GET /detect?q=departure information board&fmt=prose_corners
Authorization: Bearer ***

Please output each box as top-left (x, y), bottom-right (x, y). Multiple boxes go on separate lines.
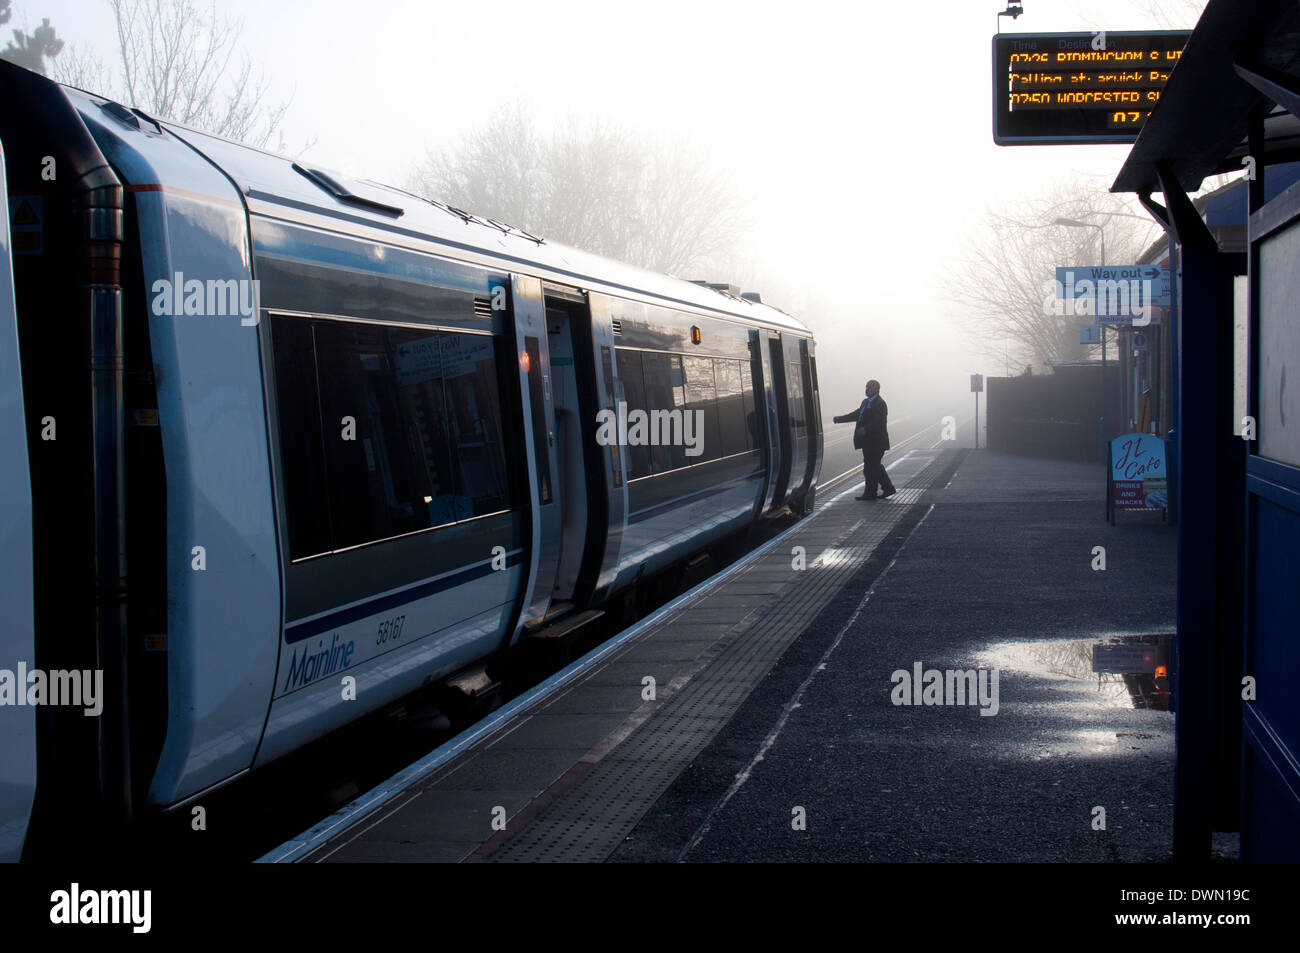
top-left (993, 31), bottom-right (1191, 145)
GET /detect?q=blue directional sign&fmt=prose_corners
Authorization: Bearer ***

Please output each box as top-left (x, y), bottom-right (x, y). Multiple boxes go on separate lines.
top-left (1056, 264), bottom-right (1169, 305)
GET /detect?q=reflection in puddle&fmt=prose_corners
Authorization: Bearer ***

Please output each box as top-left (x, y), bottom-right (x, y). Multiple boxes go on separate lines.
top-left (976, 633), bottom-right (1173, 711)
top-left (966, 635), bottom-right (1175, 762)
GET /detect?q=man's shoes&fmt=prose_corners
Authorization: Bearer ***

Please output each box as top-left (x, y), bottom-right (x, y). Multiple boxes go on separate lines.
top-left (881, 488), bottom-right (896, 498)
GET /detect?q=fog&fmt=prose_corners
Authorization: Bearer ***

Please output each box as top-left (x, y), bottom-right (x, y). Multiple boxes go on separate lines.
top-left (30, 0), bottom-right (1204, 443)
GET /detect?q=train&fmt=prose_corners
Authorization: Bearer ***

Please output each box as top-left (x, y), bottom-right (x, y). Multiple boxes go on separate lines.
top-left (0, 60), bottom-right (823, 859)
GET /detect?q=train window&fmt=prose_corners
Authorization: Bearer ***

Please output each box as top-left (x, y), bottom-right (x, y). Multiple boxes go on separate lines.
top-left (741, 361), bottom-right (758, 451)
top-left (600, 347), bottom-right (624, 488)
top-left (270, 316), bottom-right (333, 559)
top-left (714, 359), bottom-right (748, 457)
top-left (524, 336), bottom-right (552, 504)
top-left (683, 357), bottom-right (721, 462)
top-left (668, 355), bottom-right (688, 469)
top-left (615, 348), bottom-right (651, 479)
top-left (642, 352), bottom-right (687, 472)
top-left (389, 332), bottom-right (459, 527)
top-left (272, 314), bottom-right (516, 560)
top-left (807, 353), bottom-right (821, 434)
top-left (786, 361), bottom-right (805, 435)
top-left (440, 332), bottom-right (510, 515)
top-left (313, 321), bottom-right (454, 550)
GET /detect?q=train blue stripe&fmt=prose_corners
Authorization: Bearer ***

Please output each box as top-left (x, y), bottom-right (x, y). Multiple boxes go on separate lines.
top-left (284, 549), bottom-right (525, 643)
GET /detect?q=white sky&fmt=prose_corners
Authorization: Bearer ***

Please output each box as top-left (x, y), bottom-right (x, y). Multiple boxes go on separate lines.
top-left (24, 0), bottom-right (1204, 418)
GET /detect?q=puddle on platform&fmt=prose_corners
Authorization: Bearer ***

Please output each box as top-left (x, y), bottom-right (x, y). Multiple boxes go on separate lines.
top-left (976, 633), bottom-right (1173, 712)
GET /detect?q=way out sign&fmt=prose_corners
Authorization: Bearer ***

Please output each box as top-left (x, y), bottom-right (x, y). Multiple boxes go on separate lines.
top-left (1108, 432), bottom-right (1167, 523)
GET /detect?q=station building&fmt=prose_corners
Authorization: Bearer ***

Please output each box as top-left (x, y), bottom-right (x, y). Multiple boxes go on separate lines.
top-left (1110, 0), bottom-right (1300, 861)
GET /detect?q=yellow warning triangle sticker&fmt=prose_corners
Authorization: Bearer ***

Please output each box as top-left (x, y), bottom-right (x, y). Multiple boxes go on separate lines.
top-left (12, 198), bottom-right (40, 226)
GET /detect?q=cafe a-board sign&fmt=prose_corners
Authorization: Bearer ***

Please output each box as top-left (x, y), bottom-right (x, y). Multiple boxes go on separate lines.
top-left (1108, 432), bottom-right (1167, 523)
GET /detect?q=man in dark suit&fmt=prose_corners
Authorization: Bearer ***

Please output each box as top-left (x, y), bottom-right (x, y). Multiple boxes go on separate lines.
top-left (833, 379), bottom-right (895, 501)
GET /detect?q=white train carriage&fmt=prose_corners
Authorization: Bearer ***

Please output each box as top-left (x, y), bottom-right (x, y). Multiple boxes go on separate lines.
top-left (0, 60), bottom-right (822, 856)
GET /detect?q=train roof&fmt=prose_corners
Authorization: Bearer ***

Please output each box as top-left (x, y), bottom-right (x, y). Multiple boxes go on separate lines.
top-left (61, 84), bottom-right (810, 337)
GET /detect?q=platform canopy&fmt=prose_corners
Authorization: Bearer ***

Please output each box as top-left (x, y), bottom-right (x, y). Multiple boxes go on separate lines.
top-left (1112, 0), bottom-right (1300, 195)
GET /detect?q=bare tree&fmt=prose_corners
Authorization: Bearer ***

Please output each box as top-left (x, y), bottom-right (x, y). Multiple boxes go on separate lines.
top-left (0, 0), bottom-right (63, 74)
top-left (1130, 0), bottom-right (1207, 30)
top-left (946, 179), bottom-right (1164, 373)
top-left (629, 135), bottom-right (752, 276)
top-left (43, 40), bottom-right (104, 89)
top-left (410, 103), bottom-right (752, 276)
top-left (47, 0), bottom-right (290, 150)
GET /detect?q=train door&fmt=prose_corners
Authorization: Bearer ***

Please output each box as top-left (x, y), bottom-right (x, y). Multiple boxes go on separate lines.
top-left (541, 284), bottom-right (593, 607)
top-left (766, 332), bottom-right (793, 510)
top-left (782, 337), bottom-right (810, 505)
top-left (795, 338), bottom-right (823, 511)
top-left (0, 146), bottom-right (36, 861)
top-left (752, 329), bottom-right (779, 513)
top-left (585, 293), bottom-right (629, 605)
top-left (809, 343), bottom-right (825, 486)
top-left (507, 275), bottom-right (562, 638)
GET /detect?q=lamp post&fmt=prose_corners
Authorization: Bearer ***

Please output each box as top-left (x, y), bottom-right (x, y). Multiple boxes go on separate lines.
top-left (1054, 217), bottom-right (1109, 462)
top-left (996, 2), bottom-right (1024, 34)
top-left (1054, 216), bottom-right (1105, 267)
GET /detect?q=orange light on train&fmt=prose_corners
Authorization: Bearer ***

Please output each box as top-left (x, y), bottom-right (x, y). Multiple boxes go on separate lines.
top-left (690, 325), bottom-right (701, 345)
top-left (520, 350), bottom-right (531, 373)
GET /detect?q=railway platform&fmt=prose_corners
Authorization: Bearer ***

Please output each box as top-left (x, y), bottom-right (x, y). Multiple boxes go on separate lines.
top-left (263, 447), bottom-right (1180, 863)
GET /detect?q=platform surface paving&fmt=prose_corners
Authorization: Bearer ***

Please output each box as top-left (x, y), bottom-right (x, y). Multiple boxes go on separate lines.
top-left (300, 448), bottom-right (954, 861)
top-left (300, 449), bottom-right (1177, 862)
top-left (614, 450), bottom-right (1178, 862)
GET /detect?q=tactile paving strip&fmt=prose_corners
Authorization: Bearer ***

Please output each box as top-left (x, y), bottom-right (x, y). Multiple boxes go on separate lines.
top-left (479, 455), bottom-right (954, 861)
